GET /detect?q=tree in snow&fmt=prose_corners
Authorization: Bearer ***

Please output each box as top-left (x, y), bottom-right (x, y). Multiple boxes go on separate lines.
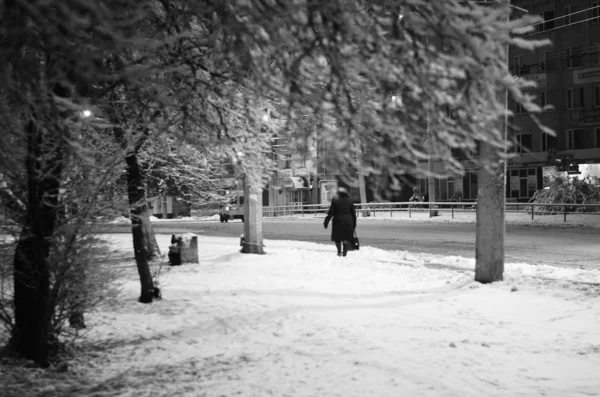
top-left (0, 0), bottom-right (161, 365)
top-left (531, 175), bottom-right (600, 213)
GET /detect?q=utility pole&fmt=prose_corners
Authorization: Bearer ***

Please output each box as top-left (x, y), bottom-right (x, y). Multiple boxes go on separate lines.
top-left (242, 174), bottom-right (264, 254)
top-left (356, 140), bottom-right (369, 216)
top-left (474, 0), bottom-right (510, 283)
top-left (426, 99), bottom-right (436, 217)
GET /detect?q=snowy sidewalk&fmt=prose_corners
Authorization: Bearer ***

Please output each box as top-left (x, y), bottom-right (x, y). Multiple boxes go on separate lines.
top-left (10, 234), bottom-right (600, 397)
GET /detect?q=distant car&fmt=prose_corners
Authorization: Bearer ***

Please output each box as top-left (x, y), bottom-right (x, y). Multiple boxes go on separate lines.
top-left (219, 204), bottom-right (244, 223)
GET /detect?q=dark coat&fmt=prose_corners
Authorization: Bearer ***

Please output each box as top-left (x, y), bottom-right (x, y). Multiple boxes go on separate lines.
top-left (324, 192), bottom-right (357, 242)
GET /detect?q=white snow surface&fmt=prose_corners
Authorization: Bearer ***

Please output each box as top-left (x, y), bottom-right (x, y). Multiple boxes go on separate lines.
top-left (52, 234), bottom-right (598, 397)
top-left (4, 235), bottom-right (599, 396)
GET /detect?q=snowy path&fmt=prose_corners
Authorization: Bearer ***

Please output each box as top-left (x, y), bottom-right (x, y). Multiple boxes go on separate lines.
top-left (4, 235), bottom-right (599, 397)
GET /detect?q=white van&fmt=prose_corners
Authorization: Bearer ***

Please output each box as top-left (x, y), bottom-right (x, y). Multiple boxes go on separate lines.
top-left (219, 190), bottom-right (244, 222)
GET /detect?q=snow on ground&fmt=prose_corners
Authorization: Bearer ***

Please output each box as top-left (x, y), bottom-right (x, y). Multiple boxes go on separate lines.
top-left (150, 214), bottom-right (222, 222)
top-left (2, 235), bottom-right (600, 397)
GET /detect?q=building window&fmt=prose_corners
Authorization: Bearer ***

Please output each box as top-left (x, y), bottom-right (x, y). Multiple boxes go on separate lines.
top-left (564, 6), bottom-right (572, 25)
top-left (566, 87), bottom-right (585, 109)
top-left (564, 47), bottom-right (583, 68)
top-left (595, 85), bottom-right (600, 107)
top-left (565, 47), bottom-right (573, 68)
top-left (515, 101), bottom-right (525, 114)
top-left (512, 54), bottom-right (522, 75)
top-left (592, 2), bottom-right (600, 24)
top-left (539, 91), bottom-right (547, 109)
top-left (515, 133), bottom-right (532, 153)
top-left (538, 10), bottom-right (555, 32)
top-left (509, 168), bottom-right (538, 199)
top-left (566, 88), bottom-right (573, 109)
top-left (223, 163), bottom-right (235, 175)
top-left (538, 51), bottom-right (547, 71)
top-left (434, 178), bottom-right (456, 201)
top-left (577, 87), bottom-right (585, 108)
top-left (567, 129), bottom-right (586, 150)
top-left (542, 132), bottom-right (557, 151)
top-left (462, 172), bottom-right (478, 200)
top-left (593, 43), bottom-right (600, 65)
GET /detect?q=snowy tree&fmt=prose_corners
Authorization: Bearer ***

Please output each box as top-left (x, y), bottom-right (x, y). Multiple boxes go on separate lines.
top-left (161, 0), bottom-right (548, 268)
top-left (0, 0), bottom-right (160, 365)
top-left (531, 176), bottom-right (600, 213)
top-left (0, 0), bottom-right (550, 364)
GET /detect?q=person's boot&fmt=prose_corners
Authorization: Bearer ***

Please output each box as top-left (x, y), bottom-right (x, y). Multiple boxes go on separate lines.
top-left (335, 241), bottom-right (342, 256)
top-left (342, 243), bottom-right (348, 257)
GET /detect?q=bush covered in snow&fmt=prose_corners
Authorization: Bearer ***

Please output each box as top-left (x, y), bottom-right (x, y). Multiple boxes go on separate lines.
top-left (531, 176), bottom-right (600, 213)
top-left (0, 226), bottom-right (121, 358)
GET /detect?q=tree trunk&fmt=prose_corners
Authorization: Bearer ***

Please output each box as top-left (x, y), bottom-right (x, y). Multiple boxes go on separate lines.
top-left (13, 235), bottom-right (50, 367)
top-left (143, 191), bottom-right (160, 259)
top-left (114, 127), bottom-right (155, 303)
top-left (13, 119), bottom-right (63, 367)
top-left (142, 213), bottom-right (161, 259)
top-left (475, 141), bottom-right (505, 283)
top-left (475, 10), bottom-right (508, 284)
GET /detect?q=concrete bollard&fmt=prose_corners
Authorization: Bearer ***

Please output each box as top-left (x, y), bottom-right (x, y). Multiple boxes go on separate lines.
top-left (169, 233), bottom-right (199, 265)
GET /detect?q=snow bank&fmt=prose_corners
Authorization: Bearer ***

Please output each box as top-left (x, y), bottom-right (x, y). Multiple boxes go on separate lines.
top-left (109, 216), bottom-right (130, 225)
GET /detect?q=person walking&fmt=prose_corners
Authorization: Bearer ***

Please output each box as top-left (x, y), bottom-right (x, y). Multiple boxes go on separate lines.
top-left (323, 186), bottom-right (357, 257)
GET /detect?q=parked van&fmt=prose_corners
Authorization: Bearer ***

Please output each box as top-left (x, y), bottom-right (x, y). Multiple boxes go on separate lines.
top-left (219, 190), bottom-right (244, 222)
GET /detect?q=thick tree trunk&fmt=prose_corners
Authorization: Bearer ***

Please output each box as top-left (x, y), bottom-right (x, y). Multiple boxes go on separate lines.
top-left (114, 127), bottom-right (155, 303)
top-left (142, 213), bottom-right (161, 259)
top-left (13, 235), bottom-right (50, 367)
top-left (475, 142), bottom-right (505, 283)
top-left (13, 119), bottom-right (63, 367)
top-left (143, 191), bottom-right (160, 259)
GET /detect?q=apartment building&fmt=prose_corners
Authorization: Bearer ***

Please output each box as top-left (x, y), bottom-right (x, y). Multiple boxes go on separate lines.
top-left (505, 0), bottom-right (600, 200)
top-left (415, 0), bottom-right (600, 202)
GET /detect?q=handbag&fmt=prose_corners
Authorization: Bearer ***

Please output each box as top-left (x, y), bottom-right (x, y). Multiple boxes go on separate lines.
top-left (350, 230), bottom-right (359, 251)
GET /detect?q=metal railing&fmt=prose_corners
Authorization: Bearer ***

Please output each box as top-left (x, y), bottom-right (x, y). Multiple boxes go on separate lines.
top-left (262, 201), bottom-right (600, 223)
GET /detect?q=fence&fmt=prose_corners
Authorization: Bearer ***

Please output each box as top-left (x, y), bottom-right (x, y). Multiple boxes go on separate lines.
top-left (262, 201), bottom-right (600, 223)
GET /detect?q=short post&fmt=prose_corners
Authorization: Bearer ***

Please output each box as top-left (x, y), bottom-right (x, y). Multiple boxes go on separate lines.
top-left (564, 205), bottom-right (567, 222)
top-left (531, 204), bottom-right (534, 220)
top-left (169, 233), bottom-right (199, 265)
top-left (409, 204), bottom-right (412, 218)
top-left (390, 204), bottom-right (392, 218)
top-left (451, 204), bottom-right (454, 219)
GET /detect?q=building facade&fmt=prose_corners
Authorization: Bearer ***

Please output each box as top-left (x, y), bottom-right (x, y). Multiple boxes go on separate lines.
top-left (507, 0), bottom-right (600, 199)
top-left (416, 0), bottom-right (600, 202)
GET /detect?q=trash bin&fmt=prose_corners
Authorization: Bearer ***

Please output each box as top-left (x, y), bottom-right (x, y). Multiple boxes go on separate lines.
top-left (168, 233), bottom-right (199, 265)
top-left (168, 237), bottom-right (181, 266)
